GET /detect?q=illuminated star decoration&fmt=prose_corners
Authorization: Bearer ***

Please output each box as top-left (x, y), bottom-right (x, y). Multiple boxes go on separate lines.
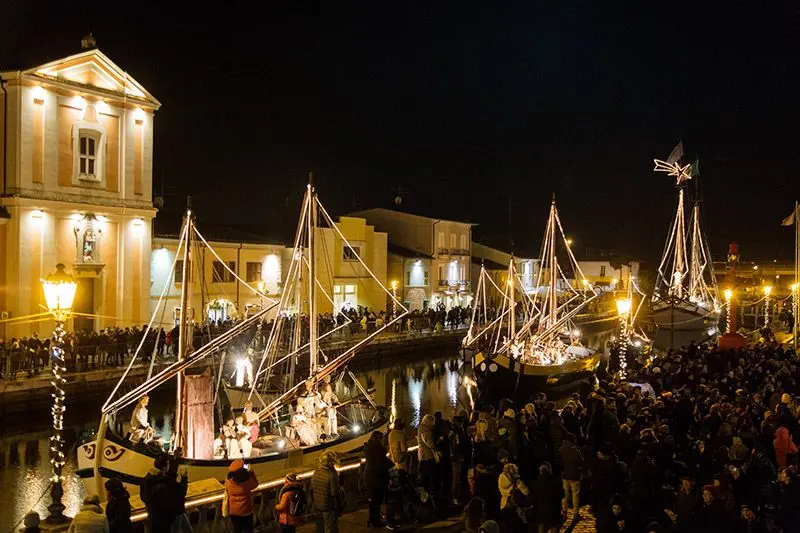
top-left (653, 159), bottom-right (693, 185)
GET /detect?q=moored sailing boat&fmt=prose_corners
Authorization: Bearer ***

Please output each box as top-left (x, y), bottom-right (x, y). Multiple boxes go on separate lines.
top-left (651, 147), bottom-right (720, 350)
top-left (77, 182), bottom-right (406, 500)
top-left (464, 197), bottom-right (601, 400)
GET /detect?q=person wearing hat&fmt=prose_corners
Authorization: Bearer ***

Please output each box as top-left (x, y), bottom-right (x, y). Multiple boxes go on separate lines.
top-left (225, 459), bottom-right (259, 533)
top-left (312, 451), bottom-right (341, 533)
top-left (67, 495), bottom-right (108, 532)
top-left (275, 473), bottom-right (305, 533)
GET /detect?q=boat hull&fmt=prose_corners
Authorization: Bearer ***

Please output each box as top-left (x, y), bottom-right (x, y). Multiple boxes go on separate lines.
top-left (472, 351), bottom-right (600, 402)
top-left (651, 297), bottom-right (719, 351)
top-left (77, 409), bottom-right (389, 500)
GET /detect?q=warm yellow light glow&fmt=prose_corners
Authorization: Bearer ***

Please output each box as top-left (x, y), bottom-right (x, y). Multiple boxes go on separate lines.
top-left (96, 100), bottom-right (111, 114)
top-left (132, 218), bottom-right (145, 237)
top-left (792, 283), bottom-right (799, 291)
top-left (507, 279), bottom-right (513, 287)
top-left (96, 215), bottom-right (108, 223)
top-left (391, 280), bottom-right (398, 290)
top-left (71, 95), bottom-right (86, 111)
top-left (582, 279), bottom-right (589, 286)
top-left (565, 238), bottom-right (573, 246)
top-left (41, 264), bottom-right (77, 320)
top-left (764, 286), bottom-right (772, 296)
top-left (753, 265), bottom-right (758, 270)
top-left (257, 280), bottom-right (265, 292)
top-left (724, 288), bottom-right (733, 301)
top-left (616, 298), bottom-right (632, 316)
top-left (133, 108), bottom-right (145, 122)
top-left (612, 278), bottom-right (618, 285)
top-left (32, 85), bottom-right (46, 101)
top-left (30, 209), bottom-right (44, 226)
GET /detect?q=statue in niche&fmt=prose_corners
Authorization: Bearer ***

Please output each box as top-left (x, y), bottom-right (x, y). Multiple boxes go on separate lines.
top-left (83, 228), bottom-right (98, 262)
top-left (74, 214), bottom-right (103, 265)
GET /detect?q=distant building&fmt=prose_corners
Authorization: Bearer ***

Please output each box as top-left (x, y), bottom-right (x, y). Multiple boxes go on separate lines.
top-left (314, 216), bottom-right (388, 315)
top-left (471, 242), bottom-right (537, 300)
top-left (387, 243), bottom-right (432, 311)
top-left (350, 208), bottom-right (474, 309)
top-left (578, 260), bottom-right (640, 292)
top-left (0, 43), bottom-right (159, 337)
top-left (150, 228), bottom-right (284, 328)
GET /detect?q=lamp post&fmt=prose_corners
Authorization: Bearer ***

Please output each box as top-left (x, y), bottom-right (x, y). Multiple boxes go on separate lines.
top-left (390, 280), bottom-right (398, 321)
top-left (724, 288), bottom-right (733, 333)
top-left (615, 298), bottom-right (632, 380)
top-left (40, 263), bottom-right (77, 525)
top-left (764, 285), bottom-right (772, 328)
top-left (792, 283), bottom-right (798, 350)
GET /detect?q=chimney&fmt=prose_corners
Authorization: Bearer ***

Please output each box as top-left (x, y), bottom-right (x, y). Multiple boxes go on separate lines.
top-left (81, 33), bottom-right (97, 50)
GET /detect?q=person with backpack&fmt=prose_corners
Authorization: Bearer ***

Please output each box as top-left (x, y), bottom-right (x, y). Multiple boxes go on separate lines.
top-left (275, 472), bottom-right (306, 533)
top-left (224, 459), bottom-right (259, 533)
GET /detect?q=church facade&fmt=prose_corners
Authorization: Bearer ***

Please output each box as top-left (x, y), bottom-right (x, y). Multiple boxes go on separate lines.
top-left (0, 45), bottom-right (159, 337)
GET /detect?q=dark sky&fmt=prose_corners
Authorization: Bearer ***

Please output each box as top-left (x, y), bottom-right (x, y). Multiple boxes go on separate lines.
top-left (2, 1), bottom-right (798, 261)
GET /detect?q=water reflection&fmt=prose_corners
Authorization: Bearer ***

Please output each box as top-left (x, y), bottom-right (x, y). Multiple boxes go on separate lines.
top-left (0, 353), bottom-right (465, 530)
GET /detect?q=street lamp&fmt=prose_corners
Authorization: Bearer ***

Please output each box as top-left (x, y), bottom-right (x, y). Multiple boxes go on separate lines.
top-left (40, 263), bottom-right (77, 525)
top-left (724, 288), bottom-right (733, 333)
top-left (764, 285), bottom-right (772, 327)
top-left (615, 298), bottom-right (632, 380)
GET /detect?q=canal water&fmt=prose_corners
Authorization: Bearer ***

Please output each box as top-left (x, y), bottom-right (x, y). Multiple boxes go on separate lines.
top-left (0, 349), bottom-right (471, 531)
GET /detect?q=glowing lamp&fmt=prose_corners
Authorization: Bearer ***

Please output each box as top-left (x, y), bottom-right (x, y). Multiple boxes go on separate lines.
top-left (31, 209), bottom-right (44, 225)
top-left (352, 423), bottom-right (362, 433)
top-left (616, 298), bottom-right (632, 316)
top-left (42, 264), bottom-right (77, 322)
top-left (257, 280), bottom-right (266, 293)
top-left (764, 286), bottom-right (772, 296)
top-left (132, 218), bottom-right (145, 237)
top-left (565, 238), bottom-right (573, 246)
top-left (792, 283), bottom-right (798, 291)
top-left (753, 265), bottom-right (758, 270)
top-left (724, 289), bottom-right (733, 301)
top-left (391, 280), bottom-right (398, 290)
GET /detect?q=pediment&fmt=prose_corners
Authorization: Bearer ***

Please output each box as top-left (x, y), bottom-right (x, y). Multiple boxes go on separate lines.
top-left (22, 50), bottom-right (159, 108)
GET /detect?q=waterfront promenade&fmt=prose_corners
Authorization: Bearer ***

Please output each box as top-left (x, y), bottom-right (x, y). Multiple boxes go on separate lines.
top-left (0, 327), bottom-right (466, 415)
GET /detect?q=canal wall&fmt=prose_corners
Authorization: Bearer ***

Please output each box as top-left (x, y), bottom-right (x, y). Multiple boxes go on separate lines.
top-left (0, 330), bottom-right (465, 417)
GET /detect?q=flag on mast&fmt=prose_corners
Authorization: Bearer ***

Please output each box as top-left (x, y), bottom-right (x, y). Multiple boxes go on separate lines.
top-left (666, 141), bottom-right (684, 164)
top-left (781, 205), bottom-right (797, 226)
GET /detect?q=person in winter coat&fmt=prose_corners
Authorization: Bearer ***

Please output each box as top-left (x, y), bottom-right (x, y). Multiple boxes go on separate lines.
top-left (364, 431), bottom-right (392, 527)
top-left (417, 414), bottom-right (438, 491)
top-left (225, 459), bottom-right (259, 533)
top-left (695, 485), bottom-right (730, 532)
top-left (773, 426), bottom-right (797, 469)
top-left (139, 453), bottom-right (188, 532)
top-left (735, 504), bottom-right (766, 533)
top-left (312, 451), bottom-right (341, 533)
top-left (596, 494), bottom-right (629, 533)
top-left (388, 419), bottom-right (408, 468)
top-left (275, 472), bottom-right (305, 533)
top-left (67, 495), bottom-right (109, 533)
top-left (558, 433), bottom-right (584, 518)
top-left (497, 409), bottom-right (518, 458)
top-left (497, 463), bottom-right (529, 533)
top-left (104, 478), bottom-right (132, 533)
top-left (531, 462), bottom-right (562, 533)
top-left (777, 467), bottom-right (800, 532)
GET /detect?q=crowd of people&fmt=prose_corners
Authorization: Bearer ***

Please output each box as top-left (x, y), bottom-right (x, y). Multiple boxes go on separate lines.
top-left (0, 303), bottom-right (473, 380)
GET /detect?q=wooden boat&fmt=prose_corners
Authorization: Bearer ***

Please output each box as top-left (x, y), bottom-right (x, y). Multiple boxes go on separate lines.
top-left (464, 197), bottom-right (601, 401)
top-left (78, 182), bottom-right (406, 499)
top-left (650, 148), bottom-right (720, 351)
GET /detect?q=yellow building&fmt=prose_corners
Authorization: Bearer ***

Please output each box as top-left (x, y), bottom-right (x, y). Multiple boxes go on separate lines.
top-left (150, 233), bottom-right (284, 327)
top-left (0, 41), bottom-right (159, 337)
top-left (315, 216), bottom-right (388, 315)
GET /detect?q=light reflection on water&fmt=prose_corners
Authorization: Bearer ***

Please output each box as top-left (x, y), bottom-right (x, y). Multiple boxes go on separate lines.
top-left (0, 354), bottom-right (466, 530)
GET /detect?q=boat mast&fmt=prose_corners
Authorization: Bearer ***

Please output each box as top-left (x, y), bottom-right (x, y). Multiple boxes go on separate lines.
top-left (689, 202), bottom-right (702, 301)
top-left (307, 176), bottom-right (318, 378)
top-left (508, 259), bottom-right (515, 340)
top-left (671, 188), bottom-right (687, 298)
top-left (548, 197), bottom-right (558, 329)
top-left (174, 204), bottom-right (192, 452)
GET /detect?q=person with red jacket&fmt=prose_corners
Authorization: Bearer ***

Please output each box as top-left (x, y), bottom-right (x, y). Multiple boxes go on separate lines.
top-left (275, 473), bottom-right (305, 533)
top-left (774, 427), bottom-right (798, 469)
top-left (225, 459), bottom-right (259, 533)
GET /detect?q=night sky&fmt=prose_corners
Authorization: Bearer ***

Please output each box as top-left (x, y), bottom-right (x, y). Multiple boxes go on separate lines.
top-left (2, 1), bottom-right (798, 261)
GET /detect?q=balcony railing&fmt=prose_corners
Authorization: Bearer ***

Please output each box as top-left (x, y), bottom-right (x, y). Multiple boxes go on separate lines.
top-left (437, 280), bottom-right (471, 290)
top-left (436, 248), bottom-right (470, 256)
